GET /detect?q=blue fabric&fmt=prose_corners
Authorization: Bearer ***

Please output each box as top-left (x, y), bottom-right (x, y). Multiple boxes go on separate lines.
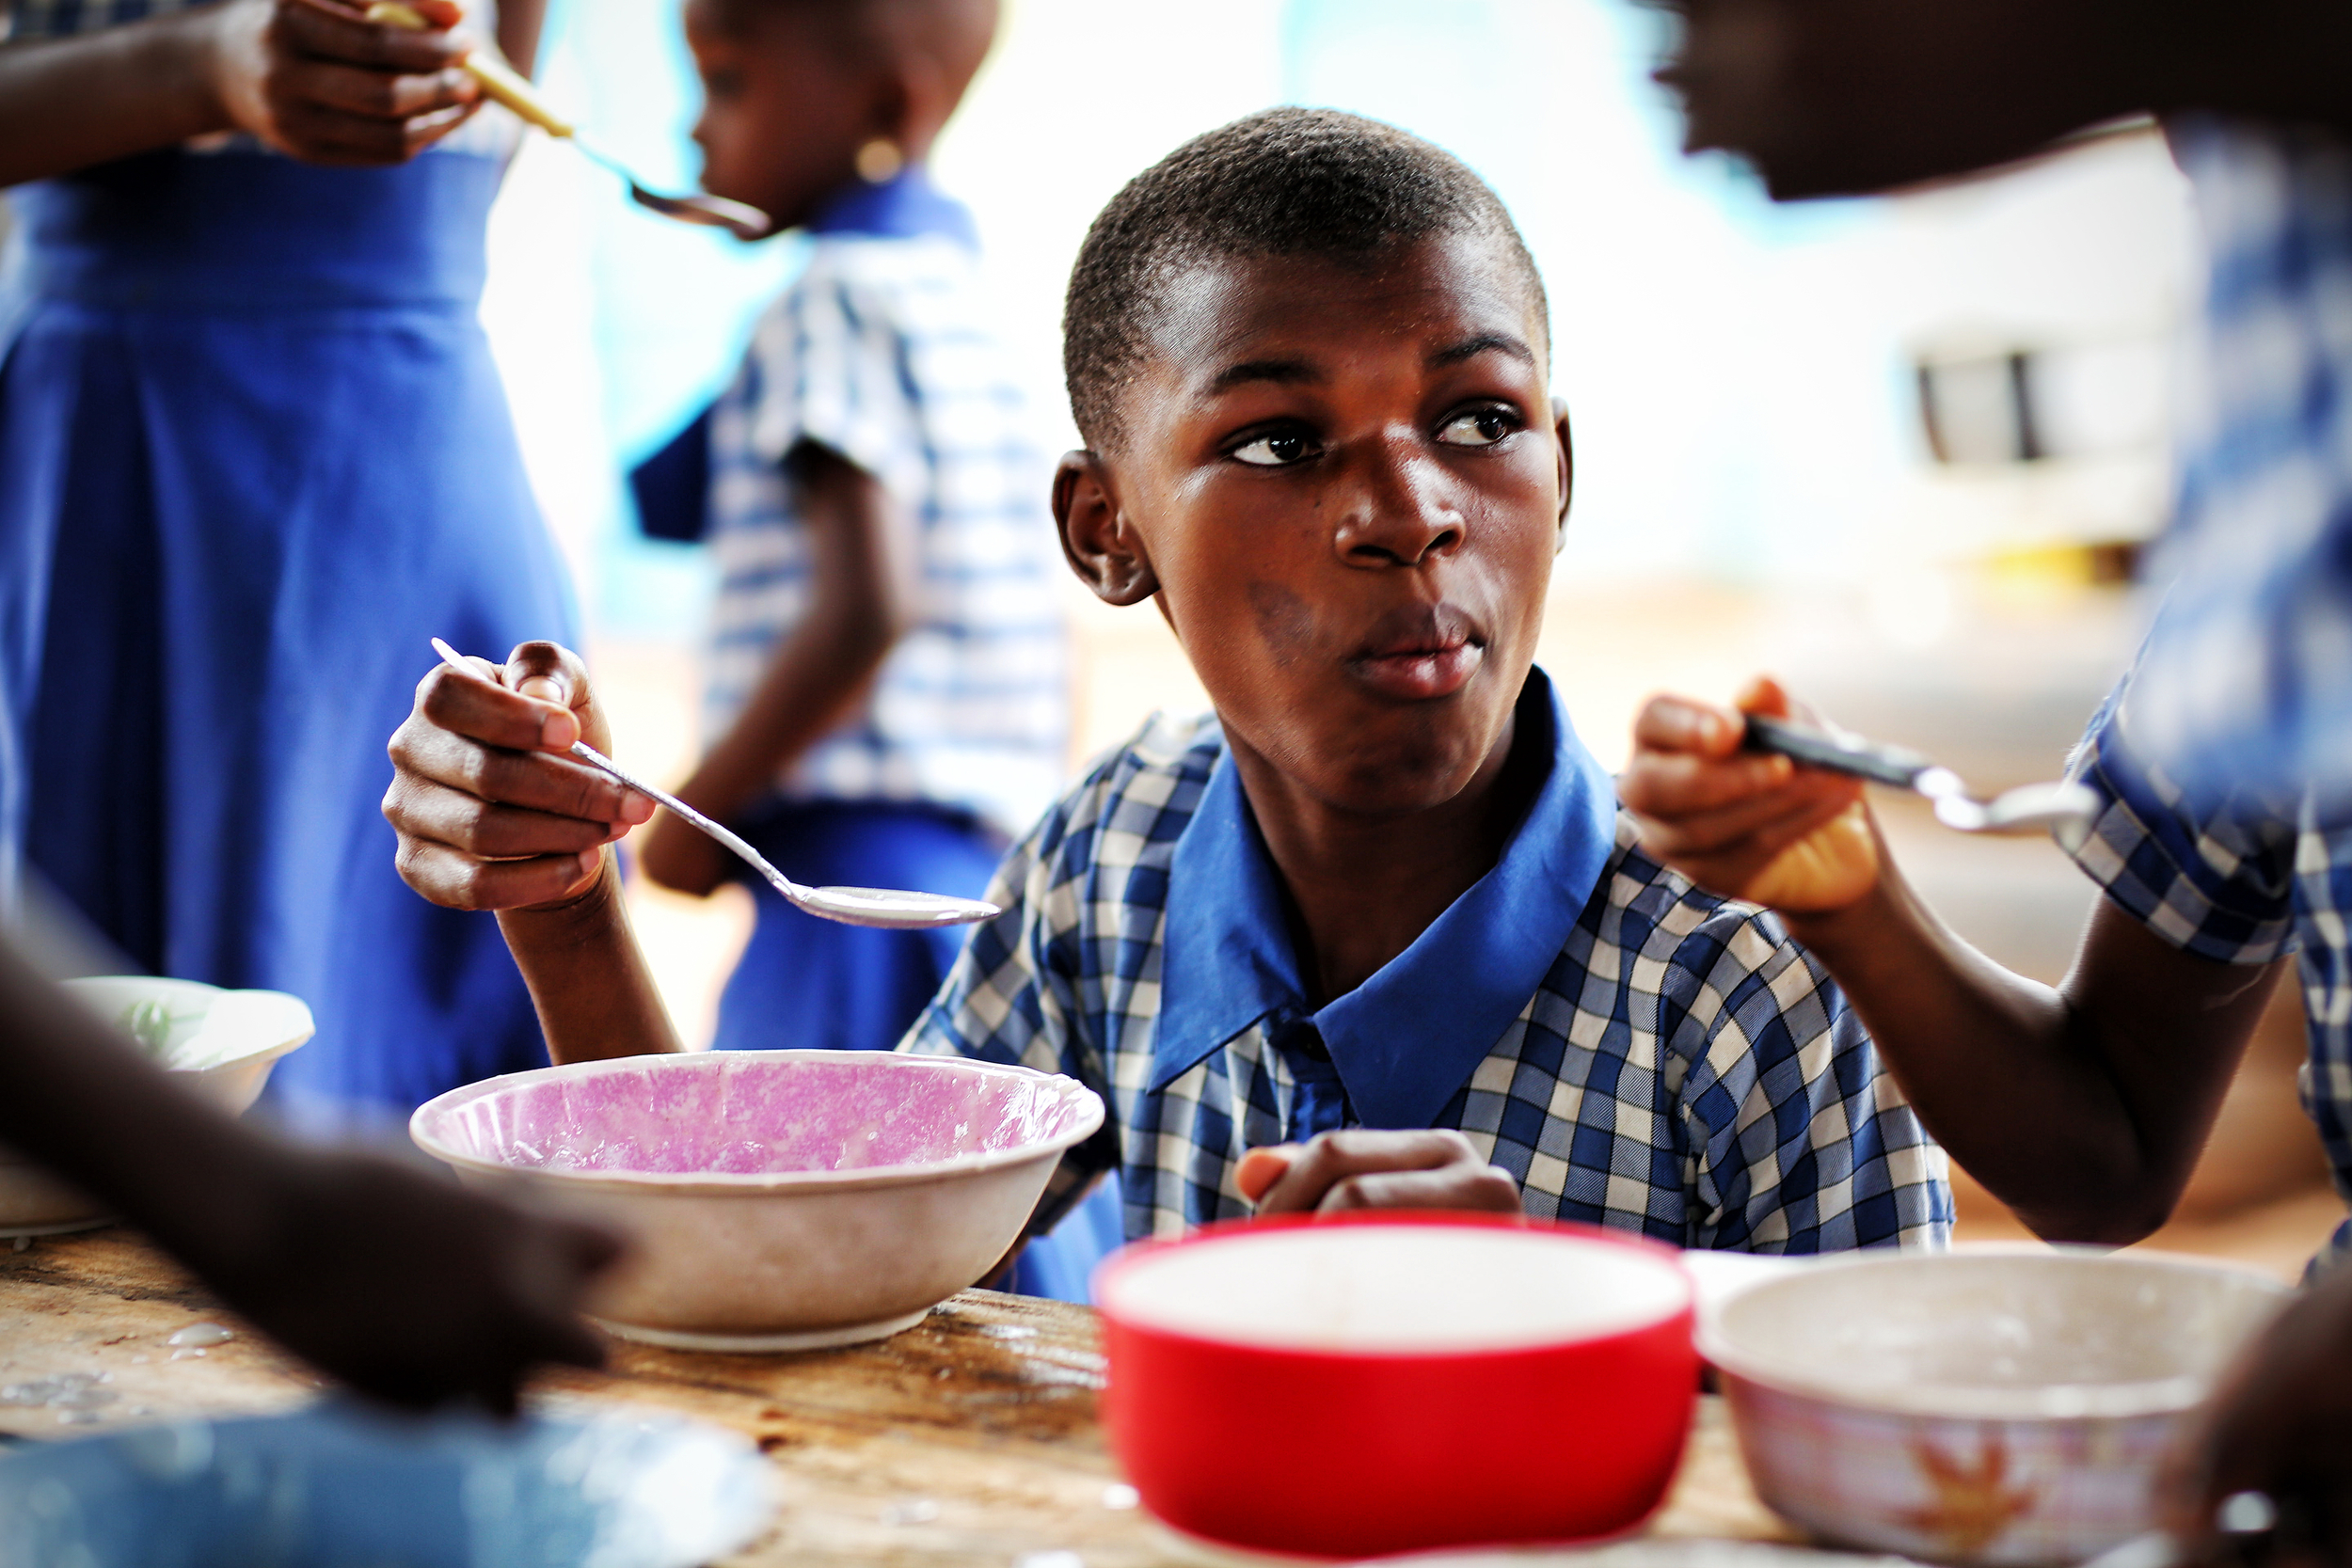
top-left (1156, 672), bottom-right (1620, 1131)
top-left (0, 150), bottom-right (576, 1130)
top-left (630, 405), bottom-right (713, 545)
top-left (804, 166), bottom-right (978, 248)
top-left (2128, 119), bottom-right (2352, 814)
top-left (707, 798), bottom-right (1120, 1302)
top-left (905, 672), bottom-right (1953, 1254)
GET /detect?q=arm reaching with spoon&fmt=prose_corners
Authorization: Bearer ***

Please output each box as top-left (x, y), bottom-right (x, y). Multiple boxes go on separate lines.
top-left (384, 641), bottom-right (684, 1063)
top-left (0, 0), bottom-right (547, 186)
top-left (1620, 675), bottom-right (2283, 1246)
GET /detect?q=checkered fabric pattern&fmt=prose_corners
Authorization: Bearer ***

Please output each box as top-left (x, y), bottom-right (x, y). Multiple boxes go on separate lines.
top-left (2130, 117), bottom-right (2352, 815)
top-left (903, 709), bottom-right (1953, 1253)
top-left (2067, 685), bottom-right (2352, 1271)
top-left (704, 233), bottom-right (1068, 839)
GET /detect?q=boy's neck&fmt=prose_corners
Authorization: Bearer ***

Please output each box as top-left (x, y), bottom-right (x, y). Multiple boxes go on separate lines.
top-left (1226, 709), bottom-right (1539, 1007)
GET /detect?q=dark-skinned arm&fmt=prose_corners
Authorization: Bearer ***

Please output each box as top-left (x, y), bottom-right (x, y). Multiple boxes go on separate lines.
top-left (384, 642), bottom-right (682, 1064)
top-left (1661, 0), bottom-right (2352, 200)
top-left (0, 0), bottom-right (501, 187)
top-left (637, 442), bottom-right (920, 895)
top-left (1620, 677), bottom-right (2278, 1244)
top-left (0, 935), bottom-right (617, 1411)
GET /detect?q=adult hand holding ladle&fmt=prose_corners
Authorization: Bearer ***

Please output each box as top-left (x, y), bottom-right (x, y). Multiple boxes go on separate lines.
top-left (428, 641), bottom-right (999, 930)
top-left (365, 3), bottom-right (772, 239)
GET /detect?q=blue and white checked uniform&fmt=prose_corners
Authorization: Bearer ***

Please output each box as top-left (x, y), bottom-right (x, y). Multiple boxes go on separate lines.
top-left (702, 176), bottom-right (1066, 838)
top-left (904, 670), bottom-right (1953, 1252)
top-left (2129, 118), bottom-right (2352, 812)
top-left (2067, 679), bottom-right (2352, 1272)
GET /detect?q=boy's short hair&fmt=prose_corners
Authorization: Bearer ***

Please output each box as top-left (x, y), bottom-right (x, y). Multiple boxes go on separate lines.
top-left (1063, 107), bottom-right (1549, 451)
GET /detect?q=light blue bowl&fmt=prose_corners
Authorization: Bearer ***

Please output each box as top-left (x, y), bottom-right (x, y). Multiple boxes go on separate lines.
top-left (0, 1401), bottom-right (772, 1568)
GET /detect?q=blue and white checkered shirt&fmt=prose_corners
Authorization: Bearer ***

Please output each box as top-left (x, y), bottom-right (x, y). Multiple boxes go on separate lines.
top-left (701, 173), bottom-right (1067, 838)
top-left (2129, 118), bottom-right (2352, 813)
top-left (904, 669), bottom-right (1953, 1253)
top-left (2067, 678), bottom-right (2352, 1273)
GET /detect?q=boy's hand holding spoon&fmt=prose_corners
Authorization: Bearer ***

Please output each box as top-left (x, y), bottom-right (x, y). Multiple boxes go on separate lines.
top-left (386, 641), bottom-right (649, 913)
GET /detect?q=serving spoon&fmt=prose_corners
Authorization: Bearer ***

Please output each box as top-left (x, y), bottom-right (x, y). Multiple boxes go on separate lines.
top-left (366, 4), bottom-right (774, 240)
top-left (1741, 712), bottom-right (2101, 852)
top-left (430, 641), bottom-right (1000, 931)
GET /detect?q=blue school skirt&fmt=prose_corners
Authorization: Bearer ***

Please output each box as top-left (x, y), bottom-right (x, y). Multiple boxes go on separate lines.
top-left (0, 149), bottom-right (576, 1131)
top-left (711, 798), bottom-right (1124, 1301)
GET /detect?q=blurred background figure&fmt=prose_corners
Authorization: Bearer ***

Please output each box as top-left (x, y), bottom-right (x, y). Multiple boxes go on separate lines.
top-left (0, 0), bottom-right (575, 1136)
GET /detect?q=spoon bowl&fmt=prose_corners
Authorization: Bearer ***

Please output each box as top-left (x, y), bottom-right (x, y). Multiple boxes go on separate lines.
top-left (1930, 778), bottom-right (2102, 848)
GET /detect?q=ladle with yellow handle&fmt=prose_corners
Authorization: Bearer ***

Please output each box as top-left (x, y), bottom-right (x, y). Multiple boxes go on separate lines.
top-left (429, 641), bottom-right (1004, 931)
top-left (366, 3), bottom-right (773, 240)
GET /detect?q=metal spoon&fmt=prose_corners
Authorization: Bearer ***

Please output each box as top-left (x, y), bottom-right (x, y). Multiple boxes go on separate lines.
top-left (366, 4), bottom-right (774, 240)
top-left (430, 641), bottom-right (1000, 931)
top-left (1741, 712), bottom-right (2101, 852)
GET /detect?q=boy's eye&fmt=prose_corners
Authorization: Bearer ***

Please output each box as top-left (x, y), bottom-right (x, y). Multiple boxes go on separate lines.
top-left (1230, 431), bottom-right (1320, 467)
top-left (1436, 407), bottom-right (1521, 448)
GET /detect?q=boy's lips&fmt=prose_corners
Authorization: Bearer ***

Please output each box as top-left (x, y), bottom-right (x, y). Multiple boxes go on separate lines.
top-left (1346, 606), bottom-right (1486, 702)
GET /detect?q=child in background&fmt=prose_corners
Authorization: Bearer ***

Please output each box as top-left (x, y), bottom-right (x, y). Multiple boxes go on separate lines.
top-left (387, 109), bottom-right (1952, 1257)
top-left (631, 0), bottom-right (1066, 1053)
top-left (625, 0), bottom-right (1100, 1296)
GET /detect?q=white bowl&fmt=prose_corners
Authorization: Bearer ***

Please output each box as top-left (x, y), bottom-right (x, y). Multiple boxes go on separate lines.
top-left (0, 978), bottom-right (314, 1238)
top-left (408, 1050), bottom-right (1105, 1353)
top-left (1698, 1246), bottom-right (2288, 1565)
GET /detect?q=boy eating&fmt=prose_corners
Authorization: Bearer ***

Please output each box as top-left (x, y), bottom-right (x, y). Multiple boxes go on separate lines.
top-left (385, 108), bottom-right (1950, 1254)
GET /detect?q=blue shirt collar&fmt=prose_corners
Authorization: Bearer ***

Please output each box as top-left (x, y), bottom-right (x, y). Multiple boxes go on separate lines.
top-left (1154, 668), bottom-right (1621, 1128)
top-left (804, 166), bottom-right (978, 249)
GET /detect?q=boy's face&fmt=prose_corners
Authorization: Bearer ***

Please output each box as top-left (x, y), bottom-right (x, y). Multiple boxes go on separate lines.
top-left (683, 0), bottom-right (881, 230)
top-left (1059, 231), bottom-right (1570, 820)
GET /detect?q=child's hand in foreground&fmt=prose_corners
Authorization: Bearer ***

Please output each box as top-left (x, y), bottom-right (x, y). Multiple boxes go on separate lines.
top-left (1235, 1131), bottom-right (1520, 1217)
top-left (383, 641), bottom-right (654, 911)
top-left (2164, 1261), bottom-right (2352, 1563)
top-left (1619, 676), bottom-right (1880, 914)
top-left (200, 1145), bottom-right (622, 1415)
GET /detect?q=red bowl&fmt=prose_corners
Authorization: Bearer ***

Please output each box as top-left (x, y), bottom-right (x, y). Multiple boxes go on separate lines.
top-left (1094, 1213), bottom-right (1698, 1560)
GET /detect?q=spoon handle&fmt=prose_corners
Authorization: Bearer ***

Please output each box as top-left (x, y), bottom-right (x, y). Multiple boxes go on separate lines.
top-left (564, 742), bottom-right (806, 899)
top-left (363, 3), bottom-right (576, 136)
top-left (1740, 713), bottom-right (1934, 791)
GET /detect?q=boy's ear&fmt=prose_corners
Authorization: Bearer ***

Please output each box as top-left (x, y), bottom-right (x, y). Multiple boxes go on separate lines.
top-left (1055, 451), bottom-right (1158, 607)
top-left (1551, 397), bottom-right (1574, 543)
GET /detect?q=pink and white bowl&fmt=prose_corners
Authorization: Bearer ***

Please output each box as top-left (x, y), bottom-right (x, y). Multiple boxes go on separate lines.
top-left (409, 1050), bottom-right (1104, 1353)
top-left (1698, 1247), bottom-right (2289, 1565)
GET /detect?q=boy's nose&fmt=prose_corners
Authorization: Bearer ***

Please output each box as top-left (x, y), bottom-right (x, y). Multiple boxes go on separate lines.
top-left (1334, 437), bottom-right (1465, 569)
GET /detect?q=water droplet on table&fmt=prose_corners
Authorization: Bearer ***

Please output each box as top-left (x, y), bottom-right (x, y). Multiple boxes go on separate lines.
top-left (166, 1323), bottom-right (232, 1349)
top-left (1101, 1483), bottom-right (1139, 1510)
top-left (881, 1497), bottom-right (940, 1526)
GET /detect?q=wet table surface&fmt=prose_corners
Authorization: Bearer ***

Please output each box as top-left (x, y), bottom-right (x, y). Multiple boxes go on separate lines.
top-left (0, 1229), bottom-right (1798, 1565)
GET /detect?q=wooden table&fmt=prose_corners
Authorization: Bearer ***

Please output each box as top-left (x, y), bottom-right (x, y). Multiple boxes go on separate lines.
top-left (0, 1230), bottom-right (1797, 1565)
